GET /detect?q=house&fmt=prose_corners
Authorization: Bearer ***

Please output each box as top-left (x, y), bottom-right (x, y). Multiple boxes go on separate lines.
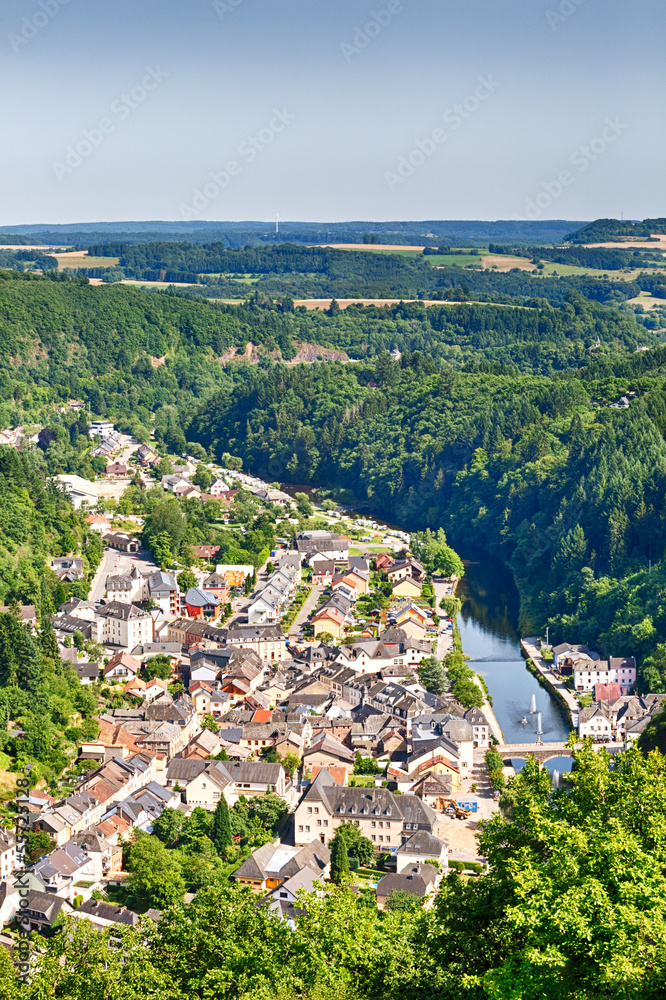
top-left (21, 891), bottom-right (72, 932)
top-left (231, 839), bottom-right (330, 893)
top-left (391, 578), bottom-right (422, 599)
top-left (294, 769), bottom-right (437, 848)
top-left (85, 514), bottom-right (111, 534)
top-left (203, 573), bottom-right (229, 602)
top-left (0, 831), bottom-right (16, 881)
top-left (294, 531), bottom-right (349, 561)
top-left (395, 829), bottom-right (448, 873)
top-left (103, 533), bottom-right (140, 554)
top-left (194, 544), bottom-right (222, 559)
top-left (263, 866), bottom-right (321, 922)
top-left (226, 625), bottom-right (287, 664)
top-left (209, 480), bottom-right (229, 498)
top-left (75, 662), bottom-right (100, 685)
top-left (311, 560), bottom-right (336, 585)
top-left (464, 708), bottom-right (491, 748)
top-left (96, 602), bottom-right (153, 650)
top-left (103, 651), bottom-right (141, 680)
top-left (387, 561), bottom-right (423, 584)
top-left (70, 899), bottom-right (150, 930)
top-left (393, 601), bottom-right (429, 627)
top-left (166, 758), bottom-right (286, 806)
top-left (573, 656), bottom-right (637, 694)
top-left (332, 569), bottom-right (369, 596)
top-left (51, 556), bottom-right (84, 581)
top-left (184, 588), bottom-right (220, 620)
top-left (105, 575), bottom-right (134, 603)
top-left (106, 462), bottom-right (127, 476)
top-left (147, 572), bottom-right (180, 616)
top-left (302, 731), bottom-right (355, 776)
top-left (136, 444), bottom-right (159, 466)
top-left (312, 606), bottom-right (347, 639)
top-left (410, 771), bottom-right (455, 809)
top-left (58, 598), bottom-right (97, 622)
top-left (578, 702), bottom-right (613, 739)
top-left (405, 736), bottom-right (464, 791)
top-left (374, 553), bottom-right (394, 571)
top-left (89, 420), bottom-right (115, 439)
top-left (375, 862), bottom-right (441, 910)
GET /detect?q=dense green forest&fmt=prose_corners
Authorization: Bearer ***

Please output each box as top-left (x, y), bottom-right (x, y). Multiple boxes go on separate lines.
top-left (2, 744), bottom-right (666, 999)
top-left (487, 242), bottom-right (666, 271)
top-left (566, 217), bottom-right (666, 243)
top-left (76, 240), bottom-right (658, 305)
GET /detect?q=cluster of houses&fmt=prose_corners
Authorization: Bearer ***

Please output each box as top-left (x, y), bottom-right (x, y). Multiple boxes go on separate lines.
top-left (549, 642), bottom-right (665, 740)
top-left (88, 421), bottom-right (124, 466)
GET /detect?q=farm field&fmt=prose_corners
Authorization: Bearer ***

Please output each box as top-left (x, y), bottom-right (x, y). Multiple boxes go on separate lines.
top-left (425, 253), bottom-right (485, 266)
top-left (482, 253), bottom-right (535, 272)
top-left (56, 251), bottom-right (120, 269)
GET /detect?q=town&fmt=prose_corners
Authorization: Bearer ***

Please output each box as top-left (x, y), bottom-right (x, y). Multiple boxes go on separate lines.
top-left (0, 423), bottom-right (660, 940)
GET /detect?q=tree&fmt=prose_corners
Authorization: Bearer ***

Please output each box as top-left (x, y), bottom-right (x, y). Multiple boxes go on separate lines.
top-left (330, 821), bottom-right (374, 868)
top-left (201, 713), bottom-right (218, 732)
top-left (452, 676), bottom-right (484, 709)
top-left (295, 492), bottom-right (313, 517)
top-left (282, 751), bottom-right (301, 777)
top-left (439, 595), bottom-right (462, 617)
top-left (140, 654), bottom-right (173, 681)
top-left (385, 889), bottom-right (421, 912)
top-left (152, 807), bottom-right (185, 847)
top-left (259, 746), bottom-right (280, 763)
top-left (330, 833), bottom-right (350, 883)
top-left (177, 569), bottom-right (198, 593)
top-left (150, 530), bottom-right (174, 570)
top-left (246, 791), bottom-right (288, 832)
top-left (417, 656), bottom-right (450, 696)
top-left (192, 465), bottom-right (213, 491)
top-left (127, 834), bottom-right (186, 909)
top-left (211, 795), bottom-right (232, 854)
top-left (354, 751), bottom-right (380, 775)
top-left (24, 830), bottom-right (54, 862)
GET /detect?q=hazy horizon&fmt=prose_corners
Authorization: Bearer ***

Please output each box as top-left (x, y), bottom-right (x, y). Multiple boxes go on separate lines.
top-left (2, 0), bottom-right (664, 226)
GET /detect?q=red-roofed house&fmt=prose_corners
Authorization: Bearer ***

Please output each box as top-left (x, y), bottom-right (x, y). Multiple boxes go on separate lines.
top-left (252, 709), bottom-right (273, 724)
top-left (310, 765), bottom-right (348, 786)
top-left (595, 683), bottom-right (622, 702)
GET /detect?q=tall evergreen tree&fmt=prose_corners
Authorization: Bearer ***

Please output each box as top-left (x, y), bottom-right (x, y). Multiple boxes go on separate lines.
top-left (211, 795), bottom-right (232, 854)
top-left (330, 833), bottom-right (350, 884)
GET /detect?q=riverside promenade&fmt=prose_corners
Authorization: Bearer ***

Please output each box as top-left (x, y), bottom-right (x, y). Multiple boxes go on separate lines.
top-left (521, 636), bottom-right (580, 728)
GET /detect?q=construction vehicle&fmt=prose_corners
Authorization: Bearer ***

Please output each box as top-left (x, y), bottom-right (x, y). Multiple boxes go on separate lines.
top-left (438, 797), bottom-right (471, 820)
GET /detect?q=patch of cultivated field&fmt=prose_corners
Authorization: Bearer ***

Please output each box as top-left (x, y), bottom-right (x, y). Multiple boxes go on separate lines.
top-left (56, 251), bottom-right (120, 269)
top-left (482, 254), bottom-right (536, 272)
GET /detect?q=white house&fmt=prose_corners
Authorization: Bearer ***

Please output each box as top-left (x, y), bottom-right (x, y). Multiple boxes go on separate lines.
top-left (96, 603), bottom-right (152, 650)
top-left (578, 702), bottom-right (613, 739)
top-left (573, 656), bottom-right (637, 694)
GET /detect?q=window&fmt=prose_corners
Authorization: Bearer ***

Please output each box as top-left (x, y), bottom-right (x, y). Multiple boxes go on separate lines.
top-left (317, 819), bottom-right (321, 827)
top-left (323, 819), bottom-right (328, 826)
top-left (371, 821), bottom-right (376, 828)
top-left (305, 825), bottom-right (310, 832)
top-left (379, 821), bottom-right (383, 828)
top-left (298, 825), bottom-right (303, 832)
top-left (307, 807), bottom-right (312, 814)
top-left (379, 835), bottom-right (383, 842)
top-left (371, 835), bottom-right (376, 841)
top-left (314, 807), bottom-right (319, 814)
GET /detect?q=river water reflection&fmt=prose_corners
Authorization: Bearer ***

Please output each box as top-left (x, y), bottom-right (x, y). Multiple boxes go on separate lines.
top-left (455, 546), bottom-right (572, 771)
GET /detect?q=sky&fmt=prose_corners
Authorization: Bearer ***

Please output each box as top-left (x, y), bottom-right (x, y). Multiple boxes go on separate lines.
top-left (1, 0), bottom-right (665, 225)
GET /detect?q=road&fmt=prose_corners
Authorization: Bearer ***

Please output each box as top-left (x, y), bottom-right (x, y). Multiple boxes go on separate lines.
top-left (288, 584), bottom-right (325, 634)
top-left (90, 546), bottom-right (157, 603)
top-left (521, 636), bottom-right (580, 722)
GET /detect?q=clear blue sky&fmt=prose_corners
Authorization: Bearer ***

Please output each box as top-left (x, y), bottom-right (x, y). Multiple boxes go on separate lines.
top-left (1, 0), bottom-right (664, 225)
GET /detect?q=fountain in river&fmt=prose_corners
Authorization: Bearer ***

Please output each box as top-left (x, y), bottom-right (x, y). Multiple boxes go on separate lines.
top-left (529, 694), bottom-right (537, 714)
top-left (552, 769), bottom-right (560, 789)
top-left (536, 712), bottom-right (543, 735)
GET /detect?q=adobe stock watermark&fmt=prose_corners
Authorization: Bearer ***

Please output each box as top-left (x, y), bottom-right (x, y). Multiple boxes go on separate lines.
top-left (384, 75), bottom-right (500, 192)
top-left (546, 0), bottom-right (586, 31)
top-left (14, 766), bottom-right (33, 983)
top-left (513, 116), bottom-right (628, 220)
top-left (213, 0), bottom-right (244, 20)
top-left (51, 66), bottom-right (168, 180)
top-left (341, 1), bottom-right (403, 63)
top-left (179, 107), bottom-right (296, 220)
top-left (7, 0), bottom-right (71, 54)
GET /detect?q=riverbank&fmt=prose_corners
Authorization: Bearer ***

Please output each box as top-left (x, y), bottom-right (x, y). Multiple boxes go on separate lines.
top-left (521, 637), bottom-right (580, 731)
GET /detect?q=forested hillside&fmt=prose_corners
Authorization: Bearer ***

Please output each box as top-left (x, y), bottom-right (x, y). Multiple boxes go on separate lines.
top-left (189, 348), bottom-right (666, 689)
top-left (4, 270), bottom-right (666, 687)
top-left (76, 240), bottom-right (657, 305)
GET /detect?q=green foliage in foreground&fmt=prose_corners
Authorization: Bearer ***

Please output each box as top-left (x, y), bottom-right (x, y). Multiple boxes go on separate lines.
top-left (9, 744), bottom-right (666, 999)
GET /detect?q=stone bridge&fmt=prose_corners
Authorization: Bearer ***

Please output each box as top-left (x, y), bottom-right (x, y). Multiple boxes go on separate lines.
top-left (494, 741), bottom-right (624, 767)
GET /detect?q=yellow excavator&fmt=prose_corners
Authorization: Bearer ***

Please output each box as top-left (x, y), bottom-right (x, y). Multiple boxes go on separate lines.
top-left (437, 797), bottom-right (471, 820)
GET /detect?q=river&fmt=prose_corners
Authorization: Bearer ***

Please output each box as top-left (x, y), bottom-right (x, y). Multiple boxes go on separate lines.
top-left (455, 545), bottom-right (573, 773)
